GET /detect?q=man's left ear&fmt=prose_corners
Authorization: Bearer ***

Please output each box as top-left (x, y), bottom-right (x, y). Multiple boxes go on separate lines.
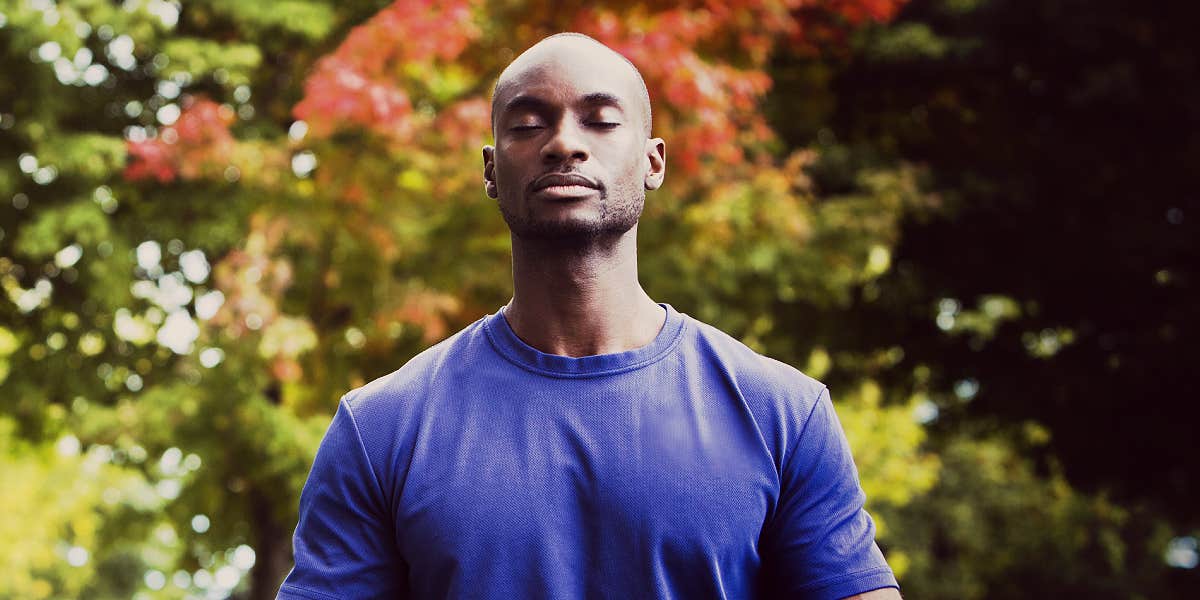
top-left (644, 138), bottom-right (666, 191)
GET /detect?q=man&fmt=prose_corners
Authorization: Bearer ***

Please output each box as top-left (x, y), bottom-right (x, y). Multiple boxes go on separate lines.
top-left (278, 33), bottom-right (901, 600)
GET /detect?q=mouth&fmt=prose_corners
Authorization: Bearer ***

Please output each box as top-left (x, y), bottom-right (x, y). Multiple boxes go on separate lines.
top-left (530, 173), bottom-right (602, 199)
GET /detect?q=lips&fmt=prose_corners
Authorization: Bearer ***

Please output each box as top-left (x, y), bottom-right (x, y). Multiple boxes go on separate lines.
top-left (530, 172), bottom-right (601, 193)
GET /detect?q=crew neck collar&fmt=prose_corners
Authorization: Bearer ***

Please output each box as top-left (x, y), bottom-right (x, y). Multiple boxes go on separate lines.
top-left (483, 303), bottom-right (686, 378)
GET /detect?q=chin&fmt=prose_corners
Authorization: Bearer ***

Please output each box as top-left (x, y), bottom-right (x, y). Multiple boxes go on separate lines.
top-left (500, 194), bottom-right (643, 243)
top-left (505, 215), bottom-right (639, 243)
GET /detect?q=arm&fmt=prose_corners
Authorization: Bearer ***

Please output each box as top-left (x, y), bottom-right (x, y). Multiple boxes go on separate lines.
top-left (277, 399), bottom-right (407, 599)
top-left (759, 387), bottom-right (900, 600)
top-left (842, 588), bottom-right (903, 600)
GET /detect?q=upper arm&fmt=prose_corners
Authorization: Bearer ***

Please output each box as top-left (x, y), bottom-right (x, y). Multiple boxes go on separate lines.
top-left (278, 399), bottom-right (407, 599)
top-left (840, 587), bottom-right (903, 600)
top-left (759, 387), bottom-right (900, 600)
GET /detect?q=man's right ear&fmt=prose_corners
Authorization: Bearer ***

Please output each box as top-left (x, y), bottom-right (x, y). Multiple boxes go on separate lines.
top-left (482, 146), bottom-right (498, 199)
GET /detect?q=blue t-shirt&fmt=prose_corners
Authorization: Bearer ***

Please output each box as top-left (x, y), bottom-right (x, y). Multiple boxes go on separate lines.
top-left (279, 304), bottom-right (897, 599)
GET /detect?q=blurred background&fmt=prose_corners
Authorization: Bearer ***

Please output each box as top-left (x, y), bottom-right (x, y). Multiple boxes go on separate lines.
top-left (1, 0), bottom-right (1196, 598)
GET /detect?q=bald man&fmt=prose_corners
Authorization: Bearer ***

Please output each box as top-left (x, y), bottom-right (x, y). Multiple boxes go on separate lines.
top-left (279, 33), bottom-right (901, 600)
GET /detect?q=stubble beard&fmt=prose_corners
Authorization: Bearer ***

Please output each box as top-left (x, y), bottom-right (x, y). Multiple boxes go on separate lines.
top-left (500, 185), bottom-right (644, 246)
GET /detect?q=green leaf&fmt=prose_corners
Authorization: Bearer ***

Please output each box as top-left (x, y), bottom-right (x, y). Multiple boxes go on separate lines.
top-left (13, 199), bottom-right (111, 258)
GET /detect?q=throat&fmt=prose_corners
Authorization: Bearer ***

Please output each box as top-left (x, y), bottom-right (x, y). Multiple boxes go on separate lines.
top-left (506, 223), bottom-right (662, 357)
top-left (504, 298), bottom-right (666, 358)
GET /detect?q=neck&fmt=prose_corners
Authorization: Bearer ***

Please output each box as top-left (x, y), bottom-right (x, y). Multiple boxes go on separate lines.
top-left (504, 225), bottom-right (665, 357)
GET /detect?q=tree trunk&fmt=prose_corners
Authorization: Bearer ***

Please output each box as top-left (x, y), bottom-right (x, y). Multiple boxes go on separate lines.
top-left (247, 488), bottom-right (293, 600)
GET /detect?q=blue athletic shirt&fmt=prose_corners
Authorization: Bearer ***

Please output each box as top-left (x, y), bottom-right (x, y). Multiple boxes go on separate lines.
top-left (278, 304), bottom-right (898, 599)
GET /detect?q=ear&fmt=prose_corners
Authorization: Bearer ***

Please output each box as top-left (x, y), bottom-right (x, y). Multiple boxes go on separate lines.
top-left (643, 138), bottom-right (666, 191)
top-left (482, 145), bottom-right (498, 199)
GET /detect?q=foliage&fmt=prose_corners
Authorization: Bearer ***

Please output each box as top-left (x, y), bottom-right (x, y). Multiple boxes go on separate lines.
top-left (763, 0), bottom-right (1200, 593)
top-left (816, 0), bottom-right (1200, 524)
top-left (0, 416), bottom-right (155, 599)
top-left (886, 430), bottom-right (1182, 600)
top-left (2, 0), bottom-right (1191, 598)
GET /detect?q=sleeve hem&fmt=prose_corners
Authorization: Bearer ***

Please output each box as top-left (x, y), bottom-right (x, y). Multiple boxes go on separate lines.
top-left (801, 567), bottom-right (899, 600)
top-left (277, 583), bottom-right (344, 600)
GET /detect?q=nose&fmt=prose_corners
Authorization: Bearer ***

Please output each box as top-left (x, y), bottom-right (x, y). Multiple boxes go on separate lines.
top-left (541, 120), bottom-right (589, 165)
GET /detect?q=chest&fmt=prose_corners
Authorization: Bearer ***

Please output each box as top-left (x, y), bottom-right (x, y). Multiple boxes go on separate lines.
top-left (393, 376), bottom-right (778, 579)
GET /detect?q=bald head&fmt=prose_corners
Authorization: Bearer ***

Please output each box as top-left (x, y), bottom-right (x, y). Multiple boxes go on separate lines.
top-left (491, 33), bottom-right (652, 138)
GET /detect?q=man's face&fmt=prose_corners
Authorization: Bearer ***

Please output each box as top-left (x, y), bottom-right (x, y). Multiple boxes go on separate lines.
top-left (484, 41), bottom-right (665, 243)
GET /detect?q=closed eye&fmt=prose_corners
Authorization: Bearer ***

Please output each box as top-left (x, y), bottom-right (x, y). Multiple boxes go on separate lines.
top-left (588, 122), bottom-right (621, 129)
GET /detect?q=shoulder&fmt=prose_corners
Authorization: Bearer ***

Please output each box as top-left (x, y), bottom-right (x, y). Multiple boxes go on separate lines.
top-left (324, 316), bottom-right (495, 492)
top-left (681, 312), bottom-right (827, 403)
top-left (678, 312), bottom-right (831, 463)
top-left (340, 315), bottom-right (493, 426)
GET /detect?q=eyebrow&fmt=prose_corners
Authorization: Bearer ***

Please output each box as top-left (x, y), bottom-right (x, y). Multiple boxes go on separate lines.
top-left (579, 92), bottom-right (625, 112)
top-left (502, 92), bottom-right (627, 117)
top-left (503, 94), bottom-right (552, 116)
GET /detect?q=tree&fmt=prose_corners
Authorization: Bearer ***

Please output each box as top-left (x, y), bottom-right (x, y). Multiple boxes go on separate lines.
top-left (1, 1), bottom-right (342, 597)
top-left (830, 0), bottom-right (1197, 521)
top-left (763, 0), bottom-right (1199, 594)
top-left (13, 0), bottom-right (1172, 598)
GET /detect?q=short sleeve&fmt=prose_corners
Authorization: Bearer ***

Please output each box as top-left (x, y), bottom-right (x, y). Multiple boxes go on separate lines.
top-left (759, 387), bottom-right (899, 600)
top-left (278, 399), bottom-right (407, 599)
